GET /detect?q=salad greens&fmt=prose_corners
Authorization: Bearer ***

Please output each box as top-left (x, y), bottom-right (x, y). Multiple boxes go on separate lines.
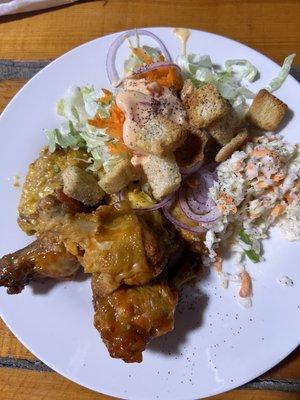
top-left (46, 86), bottom-right (114, 171)
top-left (46, 42), bottom-right (295, 175)
top-left (265, 53), bottom-right (296, 92)
top-left (239, 229), bottom-right (260, 263)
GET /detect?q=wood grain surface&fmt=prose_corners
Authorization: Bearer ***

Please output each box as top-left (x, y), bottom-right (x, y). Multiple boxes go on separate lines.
top-left (0, 1), bottom-right (299, 399)
top-left (0, 0), bottom-right (300, 63)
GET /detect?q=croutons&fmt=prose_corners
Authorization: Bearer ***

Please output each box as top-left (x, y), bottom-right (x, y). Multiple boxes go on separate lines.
top-left (181, 81), bottom-right (229, 128)
top-left (99, 158), bottom-right (139, 194)
top-left (215, 129), bottom-right (248, 163)
top-left (208, 107), bottom-right (239, 146)
top-left (141, 154), bottom-right (181, 200)
top-left (175, 127), bottom-right (208, 170)
top-left (246, 89), bottom-right (288, 131)
top-left (62, 166), bottom-right (104, 206)
top-left (134, 115), bottom-right (186, 156)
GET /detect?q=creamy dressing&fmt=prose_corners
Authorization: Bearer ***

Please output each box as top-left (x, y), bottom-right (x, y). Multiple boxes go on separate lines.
top-left (116, 79), bottom-right (186, 152)
top-left (173, 28), bottom-right (190, 55)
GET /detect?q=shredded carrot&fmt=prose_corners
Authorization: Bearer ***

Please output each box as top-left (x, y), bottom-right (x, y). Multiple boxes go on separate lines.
top-left (132, 65), bottom-right (183, 90)
top-left (89, 102), bottom-right (124, 140)
top-left (239, 271), bottom-right (252, 298)
top-left (98, 88), bottom-right (112, 105)
top-left (251, 149), bottom-right (272, 158)
top-left (272, 172), bottom-right (285, 183)
top-left (214, 254), bottom-right (222, 273)
top-left (271, 204), bottom-right (284, 218)
top-left (284, 191), bottom-right (293, 204)
top-left (89, 101), bottom-right (128, 155)
top-left (217, 193), bottom-right (237, 214)
top-left (251, 148), bottom-right (283, 163)
top-left (131, 47), bottom-right (153, 65)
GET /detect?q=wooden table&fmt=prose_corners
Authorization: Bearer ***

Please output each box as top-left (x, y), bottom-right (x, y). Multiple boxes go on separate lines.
top-left (0, 1), bottom-right (299, 399)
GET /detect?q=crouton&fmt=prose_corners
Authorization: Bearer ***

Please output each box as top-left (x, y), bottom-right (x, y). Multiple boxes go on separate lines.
top-left (132, 115), bottom-right (186, 156)
top-left (181, 81), bottom-right (230, 128)
top-left (175, 127), bottom-right (208, 170)
top-left (246, 89), bottom-right (288, 131)
top-left (141, 154), bottom-right (181, 200)
top-left (99, 158), bottom-right (140, 194)
top-left (180, 79), bottom-right (195, 103)
top-left (215, 129), bottom-right (248, 163)
top-left (208, 106), bottom-right (239, 145)
top-left (62, 166), bottom-right (104, 206)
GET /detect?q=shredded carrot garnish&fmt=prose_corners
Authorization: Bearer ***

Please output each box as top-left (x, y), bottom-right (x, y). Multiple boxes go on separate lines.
top-left (250, 148), bottom-right (283, 163)
top-left (133, 66), bottom-right (183, 90)
top-left (89, 101), bottom-right (128, 155)
top-left (131, 47), bottom-right (153, 65)
top-left (239, 271), bottom-right (252, 298)
top-left (98, 88), bottom-right (112, 105)
top-left (284, 191), bottom-right (293, 204)
top-left (89, 102), bottom-right (124, 140)
top-left (272, 173), bottom-right (285, 183)
top-left (214, 253), bottom-right (222, 273)
top-left (271, 204), bottom-right (284, 218)
top-left (217, 193), bottom-right (237, 214)
top-left (251, 149), bottom-right (272, 158)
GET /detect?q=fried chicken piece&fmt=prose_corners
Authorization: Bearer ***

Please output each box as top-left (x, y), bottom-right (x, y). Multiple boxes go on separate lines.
top-left (35, 196), bottom-right (172, 296)
top-left (18, 147), bottom-right (90, 235)
top-left (93, 281), bottom-right (178, 362)
top-left (0, 237), bottom-right (80, 294)
top-left (92, 252), bottom-right (202, 363)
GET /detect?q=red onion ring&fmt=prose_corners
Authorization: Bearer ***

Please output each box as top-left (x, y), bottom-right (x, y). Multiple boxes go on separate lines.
top-left (162, 204), bottom-right (205, 234)
top-left (106, 29), bottom-right (173, 85)
top-left (185, 187), bottom-right (215, 214)
top-left (179, 186), bottom-right (219, 223)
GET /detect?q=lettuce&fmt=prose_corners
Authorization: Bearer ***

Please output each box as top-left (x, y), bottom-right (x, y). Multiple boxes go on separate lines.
top-left (177, 53), bottom-right (257, 116)
top-left (265, 53), bottom-right (296, 92)
top-left (225, 59), bottom-right (258, 82)
top-left (46, 86), bottom-right (114, 169)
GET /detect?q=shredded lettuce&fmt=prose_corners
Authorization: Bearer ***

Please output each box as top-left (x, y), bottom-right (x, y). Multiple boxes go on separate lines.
top-left (46, 86), bottom-right (115, 171)
top-left (265, 53), bottom-right (296, 92)
top-left (225, 59), bottom-right (258, 82)
top-left (177, 53), bottom-right (257, 116)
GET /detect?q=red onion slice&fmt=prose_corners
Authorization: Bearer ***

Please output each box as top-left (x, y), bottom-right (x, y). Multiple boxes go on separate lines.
top-left (179, 187), bottom-right (220, 223)
top-left (106, 29), bottom-right (173, 85)
top-left (162, 205), bottom-right (205, 234)
top-left (186, 187), bottom-right (215, 214)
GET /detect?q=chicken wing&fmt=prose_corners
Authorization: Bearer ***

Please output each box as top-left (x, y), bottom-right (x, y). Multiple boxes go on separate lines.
top-left (35, 195), bottom-right (173, 296)
top-left (92, 252), bottom-right (202, 363)
top-left (18, 147), bottom-right (90, 235)
top-left (0, 237), bottom-right (80, 294)
top-left (93, 280), bottom-right (178, 363)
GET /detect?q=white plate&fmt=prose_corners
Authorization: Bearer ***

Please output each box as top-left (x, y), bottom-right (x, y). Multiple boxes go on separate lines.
top-left (0, 28), bottom-right (299, 400)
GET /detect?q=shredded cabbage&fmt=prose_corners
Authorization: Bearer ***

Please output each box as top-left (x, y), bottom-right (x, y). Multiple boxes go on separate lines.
top-left (177, 52), bottom-right (294, 116)
top-left (265, 53), bottom-right (296, 92)
top-left (46, 86), bottom-right (114, 170)
top-left (177, 53), bottom-right (258, 116)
